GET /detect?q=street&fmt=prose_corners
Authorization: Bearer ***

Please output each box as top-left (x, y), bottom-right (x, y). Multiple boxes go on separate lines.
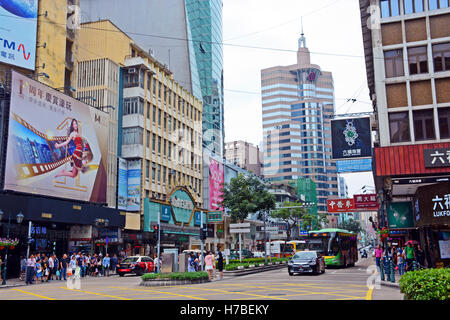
top-left (0, 257), bottom-right (403, 300)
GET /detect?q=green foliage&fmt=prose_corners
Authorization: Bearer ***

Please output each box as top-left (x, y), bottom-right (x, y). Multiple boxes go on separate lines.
top-left (271, 202), bottom-right (307, 241)
top-left (142, 271), bottom-right (209, 281)
top-left (223, 257), bottom-right (290, 270)
top-left (339, 219), bottom-right (363, 234)
top-left (220, 174), bottom-right (275, 222)
top-left (399, 268), bottom-right (450, 300)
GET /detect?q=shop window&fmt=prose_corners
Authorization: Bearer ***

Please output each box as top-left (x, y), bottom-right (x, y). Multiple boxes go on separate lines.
top-left (385, 49), bottom-right (405, 78)
top-left (413, 109), bottom-right (436, 141)
top-left (404, 0), bottom-right (424, 14)
top-left (408, 46), bottom-right (429, 75)
top-left (438, 107), bottom-right (450, 139)
top-left (380, 0), bottom-right (400, 18)
top-left (389, 112), bottom-right (411, 143)
top-left (433, 42), bottom-right (450, 72)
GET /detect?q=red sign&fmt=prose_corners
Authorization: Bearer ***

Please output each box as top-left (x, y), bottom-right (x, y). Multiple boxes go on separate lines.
top-left (327, 199), bottom-right (355, 213)
top-left (353, 194), bottom-right (379, 209)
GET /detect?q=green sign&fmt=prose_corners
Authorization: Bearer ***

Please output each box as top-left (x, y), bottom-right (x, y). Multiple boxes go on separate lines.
top-left (207, 211), bottom-right (223, 223)
top-left (387, 202), bottom-right (414, 229)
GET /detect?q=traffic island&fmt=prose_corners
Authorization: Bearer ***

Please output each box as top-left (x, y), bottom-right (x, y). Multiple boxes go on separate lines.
top-left (140, 271), bottom-right (210, 287)
top-left (223, 261), bottom-right (288, 277)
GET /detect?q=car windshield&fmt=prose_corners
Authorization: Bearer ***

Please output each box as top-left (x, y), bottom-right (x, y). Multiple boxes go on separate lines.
top-left (293, 252), bottom-right (316, 260)
top-left (122, 257), bottom-right (139, 263)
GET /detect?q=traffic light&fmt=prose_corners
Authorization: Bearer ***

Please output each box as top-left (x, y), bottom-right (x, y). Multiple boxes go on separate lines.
top-left (153, 225), bottom-right (159, 241)
top-left (153, 225), bottom-right (159, 231)
top-left (200, 228), bottom-right (206, 241)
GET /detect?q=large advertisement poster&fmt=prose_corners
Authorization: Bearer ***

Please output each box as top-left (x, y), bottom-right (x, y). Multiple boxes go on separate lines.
top-left (126, 159), bottom-right (141, 211)
top-left (387, 202), bottom-right (414, 229)
top-left (0, 0), bottom-right (38, 70)
top-left (209, 158), bottom-right (224, 211)
top-left (117, 158), bottom-right (127, 210)
top-left (4, 71), bottom-right (109, 203)
top-left (331, 117), bottom-right (372, 160)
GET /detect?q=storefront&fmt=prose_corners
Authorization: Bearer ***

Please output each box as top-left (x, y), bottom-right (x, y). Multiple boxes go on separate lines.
top-left (0, 193), bottom-right (125, 278)
top-left (414, 182), bottom-right (450, 268)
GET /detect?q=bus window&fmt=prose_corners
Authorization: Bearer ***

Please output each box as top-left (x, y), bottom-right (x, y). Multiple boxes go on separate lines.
top-left (329, 238), bottom-right (340, 256)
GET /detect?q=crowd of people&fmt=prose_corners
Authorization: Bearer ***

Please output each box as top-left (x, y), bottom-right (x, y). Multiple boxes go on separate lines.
top-left (374, 242), bottom-right (426, 276)
top-left (187, 251), bottom-right (224, 280)
top-left (23, 252), bottom-right (121, 285)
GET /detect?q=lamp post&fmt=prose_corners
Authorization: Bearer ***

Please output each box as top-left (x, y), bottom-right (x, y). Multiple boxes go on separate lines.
top-left (0, 210), bottom-right (24, 285)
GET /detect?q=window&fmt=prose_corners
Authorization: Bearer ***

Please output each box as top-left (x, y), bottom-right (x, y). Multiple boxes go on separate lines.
top-left (385, 49), bottom-right (404, 78)
top-left (152, 105), bottom-right (156, 124)
top-left (413, 109), bottom-right (435, 141)
top-left (146, 102), bottom-right (150, 119)
top-left (122, 127), bottom-right (143, 145)
top-left (428, 0), bottom-right (449, 10)
top-left (389, 112), bottom-right (411, 142)
top-left (408, 46), bottom-right (428, 75)
top-left (146, 160), bottom-right (150, 178)
top-left (380, 0), bottom-right (400, 18)
top-left (152, 134), bottom-right (156, 151)
top-left (433, 42), bottom-right (450, 72)
top-left (438, 107), bottom-right (450, 139)
top-left (152, 78), bottom-right (156, 96)
top-left (123, 97), bottom-right (144, 115)
top-left (404, 0), bottom-right (424, 14)
top-left (146, 131), bottom-right (150, 148)
top-left (139, 69), bottom-right (145, 88)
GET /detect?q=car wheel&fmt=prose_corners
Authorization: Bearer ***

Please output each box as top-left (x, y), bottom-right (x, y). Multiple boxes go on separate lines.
top-left (136, 268), bottom-right (144, 276)
top-left (118, 273), bottom-right (125, 277)
top-left (288, 272), bottom-right (294, 276)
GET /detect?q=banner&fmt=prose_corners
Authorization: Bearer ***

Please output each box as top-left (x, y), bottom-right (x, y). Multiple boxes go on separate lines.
top-left (337, 158), bottom-right (372, 173)
top-left (117, 158), bottom-right (127, 210)
top-left (209, 158), bottom-right (224, 211)
top-left (387, 202), bottom-right (414, 229)
top-left (126, 160), bottom-right (141, 211)
top-left (4, 71), bottom-right (109, 203)
top-left (0, 0), bottom-right (38, 70)
top-left (331, 117), bottom-right (372, 160)
top-left (327, 199), bottom-right (354, 212)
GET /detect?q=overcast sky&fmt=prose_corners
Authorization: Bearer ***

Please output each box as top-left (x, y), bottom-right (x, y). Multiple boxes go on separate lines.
top-left (222, 0), bottom-right (375, 196)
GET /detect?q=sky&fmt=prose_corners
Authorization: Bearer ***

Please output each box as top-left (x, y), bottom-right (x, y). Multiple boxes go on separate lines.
top-left (222, 0), bottom-right (375, 197)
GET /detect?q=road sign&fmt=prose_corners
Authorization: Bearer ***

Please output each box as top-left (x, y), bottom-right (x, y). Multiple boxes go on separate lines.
top-left (262, 227), bottom-right (278, 231)
top-left (230, 223), bottom-right (250, 228)
top-left (229, 228), bottom-right (250, 234)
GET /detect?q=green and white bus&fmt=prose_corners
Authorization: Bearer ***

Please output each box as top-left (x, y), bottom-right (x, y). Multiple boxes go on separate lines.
top-left (308, 228), bottom-right (358, 267)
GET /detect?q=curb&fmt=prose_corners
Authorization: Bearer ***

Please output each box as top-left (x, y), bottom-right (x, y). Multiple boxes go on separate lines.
top-left (140, 278), bottom-right (210, 287)
top-left (380, 280), bottom-right (400, 289)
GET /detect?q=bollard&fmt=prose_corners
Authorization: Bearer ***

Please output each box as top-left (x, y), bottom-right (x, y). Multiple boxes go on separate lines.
top-left (389, 259), bottom-right (395, 283)
top-left (413, 260), bottom-right (417, 271)
top-left (380, 259), bottom-right (385, 281)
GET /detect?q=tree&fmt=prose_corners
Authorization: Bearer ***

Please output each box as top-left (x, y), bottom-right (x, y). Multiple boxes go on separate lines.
top-left (270, 201), bottom-right (306, 242)
top-left (339, 219), bottom-right (363, 234)
top-left (300, 211), bottom-right (328, 231)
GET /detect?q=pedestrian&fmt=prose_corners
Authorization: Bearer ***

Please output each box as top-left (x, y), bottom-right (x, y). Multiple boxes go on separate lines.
top-left (204, 251), bottom-right (214, 280)
top-left (48, 255), bottom-right (54, 281)
top-left (59, 254), bottom-right (69, 281)
top-left (43, 257), bottom-right (50, 282)
top-left (217, 251), bottom-right (224, 280)
top-left (35, 260), bottom-right (43, 283)
top-left (397, 250), bottom-right (404, 276)
top-left (375, 245), bottom-right (383, 270)
top-left (25, 254), bottom-right (36, 285)
top-left (415, 244), bottom-right (425, 269)
top-left (111, 254), bottom-right (118, 274)
top-left (69, 254), bottom-right (77, 277)
top-left (405, 242), bottom-right (415, 272)
top-left (97, 254), bottom-right (103, 276)
top-left (188, 253), bottom-right (196, 272)
top-left (102, 253), bottom-right (111, 277)
top-left (53, 255), bottom-right (59, 280)
top-left (90, 255), bottom-right (97, 276)
top-left (153, 254), bottom-right (159, 273)
top-left (20, 256), bottom-right (27, 281)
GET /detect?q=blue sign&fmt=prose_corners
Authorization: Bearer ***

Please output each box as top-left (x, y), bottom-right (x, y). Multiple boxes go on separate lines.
top-left (161, 205), bottom-right (171, 222)
top-left (0, 0), bottom-right (38, 70)
top-left (331, 117), bottom-right (372, 160)
top-left (117, 158), bottom-right (127, 210)
top-left (337, 158), bottom-right (373, 173)
top-left (194, 211), bottom-right (201, 226)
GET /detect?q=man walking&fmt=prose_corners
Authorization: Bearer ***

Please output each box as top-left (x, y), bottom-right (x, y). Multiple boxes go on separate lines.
top-left (59, 254), bottom-right (69, 281)
top-left (26, 254), bottom-right (36, 285)
top-left (111, 254), bottom-right (118, 274)
top-left (405, 242), bottom-right (415, 272)
top-left (102, 253), bottom-right (111, 277)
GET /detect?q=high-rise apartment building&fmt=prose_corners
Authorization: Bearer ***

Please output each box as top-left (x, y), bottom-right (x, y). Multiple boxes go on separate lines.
top-left (80, 0), bottom-right (225, 157)
top-left (224, 140), bottom-right (263, 177)
top-left (261, 33), bottom-right (339, 214)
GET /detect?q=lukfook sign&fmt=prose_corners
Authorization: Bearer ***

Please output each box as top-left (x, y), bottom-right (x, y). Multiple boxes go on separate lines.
top-left (432, 194), bottom-right (450, 217)
top-left (170, 196), bottom-right (194, 210)
top-left (415, 182), bottom-right (450, 227)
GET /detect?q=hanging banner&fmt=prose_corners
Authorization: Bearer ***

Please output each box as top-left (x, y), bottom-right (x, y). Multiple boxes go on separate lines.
top-left (127, 160), bottom-right (141, 211)
top-left (117, 158), bottom-right (128, 210)
top-left (331, 117), bottom-right (372, 160)
top-left (209, 158), bottom-right (224, 211)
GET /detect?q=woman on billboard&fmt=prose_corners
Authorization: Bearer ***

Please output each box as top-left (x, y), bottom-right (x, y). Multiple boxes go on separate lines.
top-left (54, 118), bottom-right (92, 178)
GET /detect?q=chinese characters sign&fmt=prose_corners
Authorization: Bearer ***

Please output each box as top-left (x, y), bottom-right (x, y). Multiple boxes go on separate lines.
top-left (424, 148), bottom-right (450, 168)
top-left (415, 182), bottom-right (450, 227)
top-left (207, 211), bottom-right (223, 224)
top-left (331, 117), bottom-right (372, 160)
top-left (327, 199), bottom-right (355, 212)
top-left (353, 194), bottom-right (379, 210)
top-left (209, 158), bottom-right (224, 211)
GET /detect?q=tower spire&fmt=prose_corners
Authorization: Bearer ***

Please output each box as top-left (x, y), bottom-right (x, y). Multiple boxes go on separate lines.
top-left (298, 17), bottom-right (306, 48)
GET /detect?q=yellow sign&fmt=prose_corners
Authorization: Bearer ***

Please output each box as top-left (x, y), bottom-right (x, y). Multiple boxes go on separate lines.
top-left (42, 213), bottom-right (52, 219)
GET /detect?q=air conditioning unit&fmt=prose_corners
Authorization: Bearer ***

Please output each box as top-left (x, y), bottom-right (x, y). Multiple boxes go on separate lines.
top-left (128, 68), bottom-right (136, 74)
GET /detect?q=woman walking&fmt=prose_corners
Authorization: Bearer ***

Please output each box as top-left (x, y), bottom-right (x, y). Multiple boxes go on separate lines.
top-left (204, 251), bottom-right (215, 281)
top-left (217, 251), bottom-right (224, 280)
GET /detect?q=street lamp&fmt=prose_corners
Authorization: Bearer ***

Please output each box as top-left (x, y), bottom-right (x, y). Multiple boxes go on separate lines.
top-left (0, 210), bottom-right (24, 285)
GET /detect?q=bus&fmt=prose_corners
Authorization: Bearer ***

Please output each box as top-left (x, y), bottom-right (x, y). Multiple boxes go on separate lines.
top-left (288, 237), bottom-right (309, 252)
top-left (308, 228), bottom-right (358, 267)
top-left (266, 240), bottom-right (294, 258)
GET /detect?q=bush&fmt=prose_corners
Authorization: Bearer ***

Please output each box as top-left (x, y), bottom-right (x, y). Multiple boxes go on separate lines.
top-left (399, 268), bottom-right (450, 300)
top-left (142, 271), bottom-right (209, 281)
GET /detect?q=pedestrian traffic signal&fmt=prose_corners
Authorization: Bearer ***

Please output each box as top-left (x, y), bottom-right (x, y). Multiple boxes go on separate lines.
top-left (153, 225), bottom-right (159, 231)
top-left (200, 228), bottom-right (206, 240)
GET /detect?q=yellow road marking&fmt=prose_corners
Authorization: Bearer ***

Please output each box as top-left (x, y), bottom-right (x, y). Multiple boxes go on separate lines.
top-left (109, 286), bottom-right (207, 300)
top-left (365, 287), bottom-right (374, 300)
top-left (12, 288), bottom-right (56, 300)
top-left (60, 287), bottom-right (131, 300)
top-left (178, 286), bottom-right (289, 300)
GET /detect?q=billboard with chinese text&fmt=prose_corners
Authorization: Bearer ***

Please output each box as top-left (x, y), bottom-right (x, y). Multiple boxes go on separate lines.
top-left (0, 0), bottom-right (38, 70)
top-left (327, 198), bottom-right (355, 213)
top-left (4, 71), bottom-right (109, 203)
top-left (331, 117), bottom-right (372, 160)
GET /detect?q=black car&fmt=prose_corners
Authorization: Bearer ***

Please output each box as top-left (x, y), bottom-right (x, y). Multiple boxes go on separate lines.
top-left (288, 250), bottom-right (325, 275)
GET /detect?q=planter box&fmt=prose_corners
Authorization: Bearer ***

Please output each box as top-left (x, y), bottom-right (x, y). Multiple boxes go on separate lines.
top-left (275, 262), bottom-right (280, 265)
top-left (141, 278), bottom-right (210, 287)
top-left (237, 266), bottom-right (244, 270)
top-left (249, 264), bottom-right (255, 268)
top-left (259, 263), bottom-right (264, 267)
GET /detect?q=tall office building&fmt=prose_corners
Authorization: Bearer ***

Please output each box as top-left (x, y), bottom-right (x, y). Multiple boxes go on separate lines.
top-left (225, 140), bottom-right (263, 177)
top-left (80, 0), bottom-right (225, 157)
top-left (261, 32), bottom-right (339, 214)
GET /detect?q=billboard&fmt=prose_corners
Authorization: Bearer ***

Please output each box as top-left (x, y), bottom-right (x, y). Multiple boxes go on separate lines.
top-left (387, 202), bottom-right (414, 229)
top-left (4, 71), bottom-right (109, 203)
top-left (0, 0), bottom-right (38, 70)
top-left (117, 158), bottom-right (127, 210)
top-left (209, 158), bottom-right (224, 211)
top-left (331, 117), bottom-right (372, 160)
top-left (353, 194), bottom-right (379, 210)
top-left (327, 198), bottom-right (354, 213)
top-left (126, 159), bottom-right (141, 211)
top-left (337, 158), bottom-right (372, 173)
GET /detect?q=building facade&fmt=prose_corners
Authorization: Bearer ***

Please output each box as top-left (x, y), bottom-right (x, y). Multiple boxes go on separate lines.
top-left (360, 0), bottom-right (450, 267)
top-left (261, 33), bottom-right (339, 215)
top-left (224, 140), bottom-right (263, 177)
